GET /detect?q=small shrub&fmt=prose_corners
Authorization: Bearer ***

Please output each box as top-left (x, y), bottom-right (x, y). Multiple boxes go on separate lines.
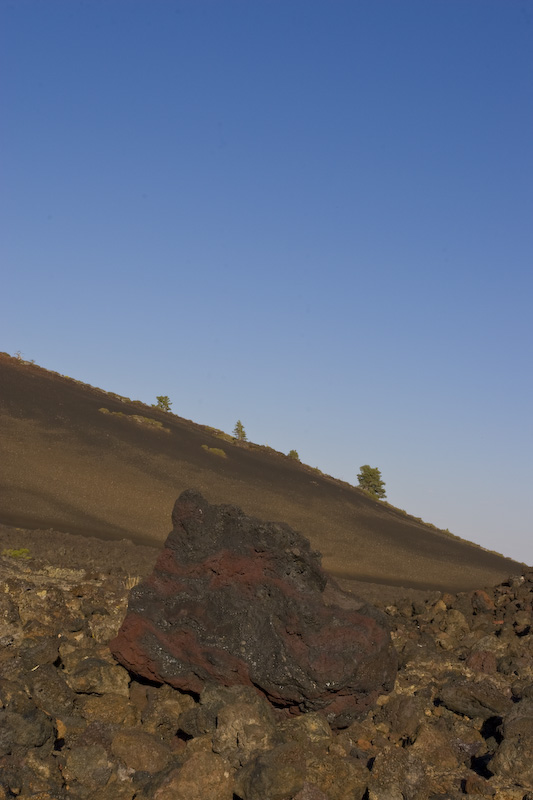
top-left (3, 547), bottom-right (31, 560)
top-left (131, 415), bottom-right (164, 429)
top-left (288, 449), bottom-right (300, 461)
top-left (201, 445), bottom-right (227, 458)
top-left (99, 408), bottom-right (125, 418)
top-left (98, 408), bottom-right (168, 431)
top-left (202, 425), bottom-right (221, 434)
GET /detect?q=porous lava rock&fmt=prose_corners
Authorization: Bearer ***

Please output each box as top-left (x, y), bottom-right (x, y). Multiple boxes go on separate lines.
top-left (1, 522), bottom-right (532, 797)
top-left (110, 490), bottom-right (397, 728)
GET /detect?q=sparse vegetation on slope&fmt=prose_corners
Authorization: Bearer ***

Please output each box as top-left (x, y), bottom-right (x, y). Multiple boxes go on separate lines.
top-left (0, 352), bottom-right (525, 588)
top-left (201, 445), bottom-right (227, 458)
top-left (2, 547), bottom-right (31, 559)
top-left (98, 408), bottom-right (169, 432)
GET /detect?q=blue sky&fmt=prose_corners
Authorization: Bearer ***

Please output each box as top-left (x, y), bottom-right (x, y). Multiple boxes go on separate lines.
top-left (2, 0), bottom-right (532, 564)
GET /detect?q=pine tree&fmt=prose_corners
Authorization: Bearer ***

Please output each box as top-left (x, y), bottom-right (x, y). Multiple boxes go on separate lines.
top-left (154, 396), bottom-right (172, 412)
top-left (233, 420), bottom-right (247, 441)
top-left (357, 465), bottom-right (386, 499)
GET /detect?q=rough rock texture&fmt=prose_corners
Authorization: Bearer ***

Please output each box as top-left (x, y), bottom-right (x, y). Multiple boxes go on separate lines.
top-left (110, 490), bottom-right (397, 728)
top-left (1, 518), bottom-right (533, 798)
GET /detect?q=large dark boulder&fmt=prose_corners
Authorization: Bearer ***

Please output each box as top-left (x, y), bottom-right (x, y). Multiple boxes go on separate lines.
top-left (110, 490), bottom-right (397, 727)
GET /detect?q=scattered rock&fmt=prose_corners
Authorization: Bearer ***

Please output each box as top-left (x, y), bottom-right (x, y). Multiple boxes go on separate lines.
top-left (211, 686), bottom-right (280, 767)
top-left (438, 678), bottom-right (513, 720)
top-left (234, 741), bottom-right (308, 800)
top-left (61, 743), bottom-right (113, 790)
top-left (0, 511), bottom-right (532, 797)
top-left (111, 729), bottom-right (173, 773)
top-left (152, 750), bottom-right (234, 800)
top-left (490, 698), bottom-right (533, 786)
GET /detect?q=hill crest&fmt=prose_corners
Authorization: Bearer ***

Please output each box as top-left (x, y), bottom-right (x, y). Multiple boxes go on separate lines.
top-left (0, 352), bottom-right (525, 591)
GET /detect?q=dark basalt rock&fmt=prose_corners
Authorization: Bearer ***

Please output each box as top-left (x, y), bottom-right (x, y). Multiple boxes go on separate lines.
top-left (110, 490), bottom-right (397, 728)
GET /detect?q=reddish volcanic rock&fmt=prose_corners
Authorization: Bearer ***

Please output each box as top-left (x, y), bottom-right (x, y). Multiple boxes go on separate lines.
top-left (110, 490), bottom-right (397, 727)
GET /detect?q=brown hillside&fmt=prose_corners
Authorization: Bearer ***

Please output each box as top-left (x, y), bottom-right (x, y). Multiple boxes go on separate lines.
top-left (0, 353), bottom-right (524, 592)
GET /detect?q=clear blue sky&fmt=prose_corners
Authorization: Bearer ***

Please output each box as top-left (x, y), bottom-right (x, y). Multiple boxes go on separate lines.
top-left (2, 1), bottom-right (532, 564)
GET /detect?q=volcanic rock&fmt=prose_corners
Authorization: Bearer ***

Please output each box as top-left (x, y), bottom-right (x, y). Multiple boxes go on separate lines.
top-left (0, 525), bottom-right (532, 797)
top-left (438, 678), bottom-right (513, 720)
top-left (110, 490), bottom-right (397, 727)
top-left (152, 750), bottom-right (234, 800)
top-left (490, 698), bottom-right (533, 786)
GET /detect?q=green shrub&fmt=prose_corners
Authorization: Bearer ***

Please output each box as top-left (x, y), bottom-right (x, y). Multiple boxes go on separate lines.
top-left (201, 445), bottom-right (227, 458)
top-left (288, 449), bottom-right (300, 461)
top-left (131, 415), bottom-right (164, 429)
top-left (3, 547), bottom-right (31, 559)
top-left (99, 408), bottom-right (125, 418)
top-left (202, 425), bottom-right (234, 443)
top-left (98, 408), bottom-right (168, 431)
top-left (202, 425), bottom-right (222, 434)
top-left (216, 432), bottom-right (234, 443)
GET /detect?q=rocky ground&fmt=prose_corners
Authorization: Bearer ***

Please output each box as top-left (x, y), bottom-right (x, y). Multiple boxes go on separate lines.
top-left (1, 524), bottom-right (532, 799)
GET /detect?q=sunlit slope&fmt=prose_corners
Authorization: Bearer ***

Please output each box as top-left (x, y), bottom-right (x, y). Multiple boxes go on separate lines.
top-left (0, 354), bottom-right (523, 591)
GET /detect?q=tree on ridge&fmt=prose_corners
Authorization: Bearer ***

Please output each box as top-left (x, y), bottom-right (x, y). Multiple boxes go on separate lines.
top-left (154, 396), bottom-right (172, 412)
top-left (233, 420), bottom-right (247, 441)
top-left (357, 465), bottom-right (386, 499)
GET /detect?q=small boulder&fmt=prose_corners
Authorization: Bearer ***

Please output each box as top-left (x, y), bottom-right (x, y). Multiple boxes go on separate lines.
top-left (153, 751), bottom-right (234, 800)
top-left (438, 678), bottom-right (512, 721)
top-left (0, 707), bottom-right (55, 757)
top-left (489, 698), bottom-right (533, 786)
top-left (60, 743), bottom-right (113, 790)
top-left (111, 729), bottom-right (173, 774)
top-left (26, 663), bottom-right (76, 716)
top-left (235, 742), bottom-right (307, 800)
top-left (61, 643), bottom-right (130, 697)
top-left (211, 686), bottom-right (279, 768)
